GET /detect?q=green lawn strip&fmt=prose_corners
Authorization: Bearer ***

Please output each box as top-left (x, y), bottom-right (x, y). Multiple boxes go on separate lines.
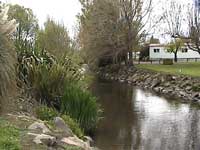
top-left (136, 62), bottom-right (200, 77)
top-left (64, 146), bottom-right (83, 150)
top-left (0, 118), bottom-right (22, 150)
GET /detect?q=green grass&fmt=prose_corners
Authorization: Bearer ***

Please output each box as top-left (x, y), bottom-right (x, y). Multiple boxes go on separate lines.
top-left (64, 146), bottom-right (82, 150)
top-left (0, 118), bottom-right (21, 150)
top-left (137, 62), bottom-right (200, 77)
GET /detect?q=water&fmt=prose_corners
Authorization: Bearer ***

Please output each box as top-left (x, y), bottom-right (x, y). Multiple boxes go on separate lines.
top-left (92, 80), bottom-right (200, 150)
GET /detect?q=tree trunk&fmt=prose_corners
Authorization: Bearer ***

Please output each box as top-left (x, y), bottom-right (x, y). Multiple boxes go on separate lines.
top-left (174, 52), bottom-right (177, 62)
top-left (128, 51), bottom-right (133, 66)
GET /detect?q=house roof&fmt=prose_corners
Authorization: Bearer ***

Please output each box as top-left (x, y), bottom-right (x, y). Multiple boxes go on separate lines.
top-left (149, 44), bottom-right (165, 47)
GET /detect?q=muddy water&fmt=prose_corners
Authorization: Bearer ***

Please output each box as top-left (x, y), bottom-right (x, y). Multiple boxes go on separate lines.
top-left (92, 80), bottom-right (200, 150)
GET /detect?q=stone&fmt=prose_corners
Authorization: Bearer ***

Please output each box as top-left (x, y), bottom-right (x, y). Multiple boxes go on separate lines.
top-left (32, 133), bottom-right (56, 146)
top-left (84, 136), bottom-right (93, 146)
top-left (192, 93), bottom-right (200, 98)
top-left (54, 117), bottom-right (73, 137)
top-left (151, 80), bottom-right (160, 88)
top-left (186, 86), bottom-right (192, 91)
top-left (28, 122), bottom-right (50, 133)
top-left (61, 136), bottom-right (91, 150)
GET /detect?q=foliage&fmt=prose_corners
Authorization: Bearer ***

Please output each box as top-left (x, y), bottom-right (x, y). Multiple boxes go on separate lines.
top-left (29, 58), bottom-right (82, 107)
top-left (0, 118), bottom-right (21, 150)
top-left (149, 36), bottom-right (160, 44)
top-left (0, 4), bottom-right (16, 98)
top-left (36, 18), bottom-right (71, 58)
top-left (36, 106), bottom-right (58, 121)
top-left (79, 0), bottom-right (152, 67)
top-left (139, 44), bottom-right (149, 61)
top-left (35, 106), bottom-right (84, 138)
top-left (192, 85), bottom-right (200, 92)
top-left (79, 0), bottom-right (123, 66)
top-left (165, 38), bottom-right (184, 62)
top-left (8, 4), bottom-right (38, 53)
top-left (61, 83), bottom-right (102, 133)
top-left (61, 115), bottom-right (84, 139)
top-left (17, 50), bottom-right (55, 87)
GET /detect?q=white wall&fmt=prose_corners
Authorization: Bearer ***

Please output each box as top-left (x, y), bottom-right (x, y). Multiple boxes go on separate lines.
top-left (149, 44), bottom-right (200, 59)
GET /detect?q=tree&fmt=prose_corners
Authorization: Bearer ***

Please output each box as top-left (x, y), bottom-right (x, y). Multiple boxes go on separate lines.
top-left (165, 38), bottom-right (184, 62)
top-left (186, 5), bottom-right (200, 54)
top-left (0, 3), bottom-right (17, 98)
top-left (119, 0), bottom-right (153, 65)
top-left (163, 1), bottom-right (184, 37)
top-left (78, 0), bottom-right (152, 67)
top-left (149, 36), bottom-right (160, 44)
top-left (78, 0), bottom-right (124, 66)
top-left (8, 4), bottom-right (38, 52)
top-left (36, 18), bottom-right (71, 58)
top-left (162, 0), bottom-right (185, 62)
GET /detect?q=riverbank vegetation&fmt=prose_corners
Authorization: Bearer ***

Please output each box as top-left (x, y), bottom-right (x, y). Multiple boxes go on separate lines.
top-left (0, 2), bottom-right (101, 149)
top-left (78, 0), bottom-right (155, 67)
top-left (137, 62), bottom-right (200, 77)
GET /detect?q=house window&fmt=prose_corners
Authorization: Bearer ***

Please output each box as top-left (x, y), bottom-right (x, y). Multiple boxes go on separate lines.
top-left (182, 48), bottom-right (188, 53)
top-left (154, 49), bottom-right (160, 53)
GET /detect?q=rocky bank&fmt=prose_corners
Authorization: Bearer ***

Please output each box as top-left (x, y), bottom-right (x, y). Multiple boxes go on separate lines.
top-left (5, 113), bottom-right (98, 150)
top-left (98, 65), bottom-right (200, 103)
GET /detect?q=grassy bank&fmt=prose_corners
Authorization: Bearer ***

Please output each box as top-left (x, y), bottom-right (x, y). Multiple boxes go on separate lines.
top-left (136, 62), bottom-right (200, 77)
top-left (0, 116), bottom-right (83, 150)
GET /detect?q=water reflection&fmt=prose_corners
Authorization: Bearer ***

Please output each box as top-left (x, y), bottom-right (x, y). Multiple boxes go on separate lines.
top-left (92, 80), bottom-right (200, 150)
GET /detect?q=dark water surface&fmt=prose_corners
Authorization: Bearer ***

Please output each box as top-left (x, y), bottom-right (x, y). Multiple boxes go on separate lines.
top-left (92, 80), bottom-right (200, 150)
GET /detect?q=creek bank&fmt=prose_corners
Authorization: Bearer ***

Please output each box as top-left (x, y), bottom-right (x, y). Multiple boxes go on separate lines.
top-left (4, 114), bottom-right (98, 150)
top-left (98, 65), bottom-right (200, 103)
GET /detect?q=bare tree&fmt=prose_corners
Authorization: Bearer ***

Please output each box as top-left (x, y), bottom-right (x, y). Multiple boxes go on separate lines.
top-left (119, 0), bottom-right (153, 65)
top-left (186, 5), bottom-right (200, 54)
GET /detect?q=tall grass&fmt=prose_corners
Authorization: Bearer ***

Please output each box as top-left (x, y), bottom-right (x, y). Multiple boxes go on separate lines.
top-left (0, 5), bottom-right (17, 98)
top-left (61, 83), bottom-right (102, 133)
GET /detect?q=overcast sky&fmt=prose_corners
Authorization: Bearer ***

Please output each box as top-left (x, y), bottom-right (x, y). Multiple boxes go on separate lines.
top-left (2, 0), bottom-right (194, 41)
top-left (2, 0), bottom-right (82, 36)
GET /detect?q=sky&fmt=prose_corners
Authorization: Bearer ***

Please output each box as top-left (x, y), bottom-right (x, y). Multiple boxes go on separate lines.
top-left (2, 0), bottom-right (82, 36)
top-left (2, 0), bottom-right (194, 41)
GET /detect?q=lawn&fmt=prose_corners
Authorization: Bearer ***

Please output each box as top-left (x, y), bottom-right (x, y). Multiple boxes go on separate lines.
top-left (0, 118), bottom-right (21, 150)
top-left (136, 62), bottom-right (200, 77)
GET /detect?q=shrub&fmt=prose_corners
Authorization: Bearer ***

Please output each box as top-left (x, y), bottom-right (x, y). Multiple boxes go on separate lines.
top-left (0, 5), bottom-right (16, 98)
top-left (163, 59), bottom-right (173, 65)
top-left (35, 106), bottom-right (58, 121)
top-left (192, 85), bottom-right (200, 92)
top-left (61, 115), bottom-right (84, 139)
top-left (61, 83), bottom-right (102, 133)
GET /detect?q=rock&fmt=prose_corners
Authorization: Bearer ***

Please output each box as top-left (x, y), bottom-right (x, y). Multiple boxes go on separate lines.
top-left (33, 134), bottom-right (56, 146)
top-left (84, 136), bottom-right (93, 146)
top-left (163, 82), bottom-right (170, 87)
top-left (28, 122), bottom-right (50, 133)
top-left (61, 136), bottom-right (91, 150)
top-left (192, 93), bottom-right (200, 98)
top-left (54, 117), bottom-right (73, 137)
top-left (179, 91), bottom-right (187, 97)
top-left (186, 86), bottom-right (192, 91)
top-left (151, 80), bottom-right (160, 88)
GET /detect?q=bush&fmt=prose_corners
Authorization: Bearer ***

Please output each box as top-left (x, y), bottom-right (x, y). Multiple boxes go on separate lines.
top-left (192, 85), bottom-right (200, 92)
top-left (61, 84), bottom-right (102, 133)
top-left (36, 106), bottom-right (58, 121)
top-left (61, 115), bottom-right (84, 139)
top-left (0, 5), bottom-right (16, 98)
top-left (163, 59), bottom-right (173, 65)
top-left (20, 55), bottom-right (83, 107)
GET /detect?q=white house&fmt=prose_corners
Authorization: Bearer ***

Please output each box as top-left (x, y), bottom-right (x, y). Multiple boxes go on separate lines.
top-left (149, 44), bottom-right (200, 60)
